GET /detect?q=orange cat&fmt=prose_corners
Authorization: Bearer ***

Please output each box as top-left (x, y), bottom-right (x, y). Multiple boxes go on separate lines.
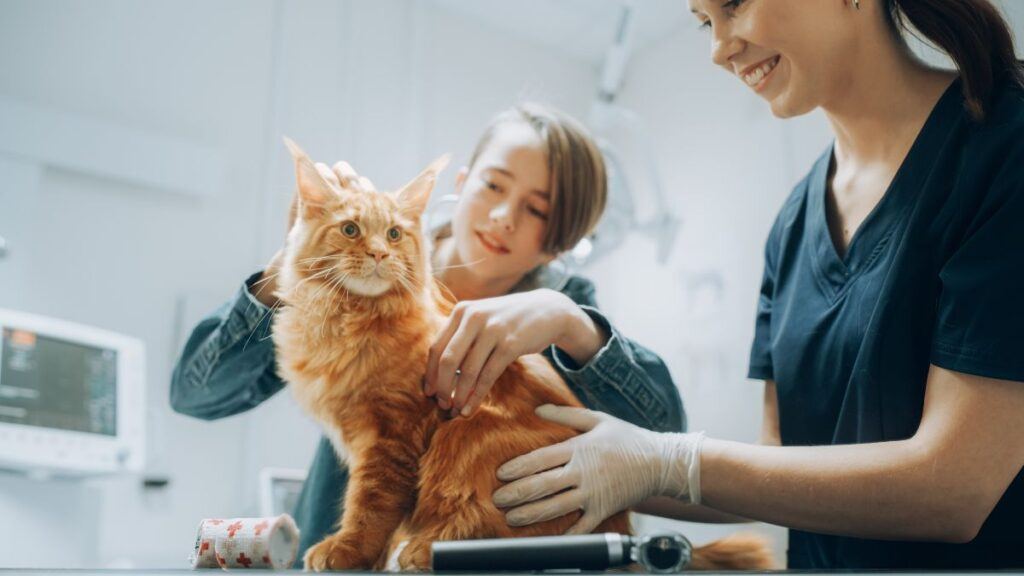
top-left (272, 138), bottom-right (774, 572)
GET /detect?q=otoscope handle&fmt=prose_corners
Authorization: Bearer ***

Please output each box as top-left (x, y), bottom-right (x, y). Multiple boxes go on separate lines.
top-left (432, 533), bottom-right (628, 571)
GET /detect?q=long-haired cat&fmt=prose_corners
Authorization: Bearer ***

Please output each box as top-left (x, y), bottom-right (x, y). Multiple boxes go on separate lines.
top-left (272, 138), bottom-right (775, 571)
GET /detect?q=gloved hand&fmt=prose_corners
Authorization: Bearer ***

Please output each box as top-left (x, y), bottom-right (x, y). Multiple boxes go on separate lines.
top-left (492, 404), bottom-right (706, 534)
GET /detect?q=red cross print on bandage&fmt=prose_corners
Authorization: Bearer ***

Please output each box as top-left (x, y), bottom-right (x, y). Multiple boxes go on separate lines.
top-left (190, 515), bottom-right (299, 570)
top-left (226, 521), bottom-right (244, 538)
top-left (254, 520), bottom-right (269, 536)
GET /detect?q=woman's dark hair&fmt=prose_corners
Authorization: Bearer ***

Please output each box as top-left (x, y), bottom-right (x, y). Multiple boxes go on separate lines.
top-left (886, 0), bottom-right (1024, 120)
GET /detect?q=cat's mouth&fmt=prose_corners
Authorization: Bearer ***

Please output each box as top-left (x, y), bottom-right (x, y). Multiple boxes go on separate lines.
top-left (343, 273), bottom-right (393, 297)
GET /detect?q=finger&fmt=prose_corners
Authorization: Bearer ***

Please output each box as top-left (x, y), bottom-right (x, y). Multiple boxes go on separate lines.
top-left (425, 306), bottom-right (464, 397)
top-left (504, 489), bottom-right (585, 528)
top-left (331, 161), bottom-right (363, 192)
top-left (315, 162), bottom-right (342, 189)
top-left (461, 348), bottom-right (515, 416)
top-left (493, 466), bottom-right (577, 508)
top-left (497, 440), bottom-right (575, 481)
top-left (565, 511), bottom-right (604, 535)
top-left (357, 175), bottom-right (376, 192)
top-left (535, 404), bottom-right (604, 432)
top-left (434, 319), bottom-right (478, 411)
top-left (451, 334), bottom-right (497, 414)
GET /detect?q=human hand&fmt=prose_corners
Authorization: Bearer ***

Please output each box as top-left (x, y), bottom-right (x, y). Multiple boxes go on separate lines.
top-left (424, 289), bottom-right (605, 417)
top-left (492, 405), bottom-right (705, 534)
top-left (314, 159), bottom-right (377, 194)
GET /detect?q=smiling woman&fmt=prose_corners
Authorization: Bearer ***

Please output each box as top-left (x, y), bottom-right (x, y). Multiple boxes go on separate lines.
top-left (494, 0), bottom-right (1024, 570)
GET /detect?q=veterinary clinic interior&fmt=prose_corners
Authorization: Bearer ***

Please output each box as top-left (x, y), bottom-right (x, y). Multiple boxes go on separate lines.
top-left (2, 0), bottom-right (1024, 572)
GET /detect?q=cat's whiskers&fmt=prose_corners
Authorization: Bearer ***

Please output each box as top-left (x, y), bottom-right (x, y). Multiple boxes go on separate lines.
top-left (304, 269), bottom-right (346, 307)
top-left (244, 295), bottom-right (287, 349)
top-left (296, 254), bottom-right (339, 263)
top-left (318, 273), bottom-right (351, 337)
top-left (273, 267), bottom-right (338, 316)
top-left (292, 267), bottom-right (336, 293)
top-left (431, 256), bottom-right (489, 272)
top-left (308, 271), bottom-right (351, 337)
top-left (254, 298), bottom-right (289, 343)
top-left (245, 265), bottom-right (336, 348)
top-left (249, 270), bottom-right (280, 290)
top-left (393, 266), bottom-right (425, 297)
top-left (392, 271), bottom-right (415, 296)
top-left (296, 254), bottom-right (341, 269)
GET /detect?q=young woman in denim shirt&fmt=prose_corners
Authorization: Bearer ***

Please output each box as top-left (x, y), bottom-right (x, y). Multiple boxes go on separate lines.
top-left (170, 103), bottom-right (686, 563)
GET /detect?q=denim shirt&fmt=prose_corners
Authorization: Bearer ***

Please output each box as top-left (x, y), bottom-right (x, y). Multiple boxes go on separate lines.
top-left (170, 270), bottom-right (686, 564)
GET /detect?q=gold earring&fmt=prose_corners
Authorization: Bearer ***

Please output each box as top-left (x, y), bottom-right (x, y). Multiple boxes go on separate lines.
top-left (853, 0), bottom-right (860, 9)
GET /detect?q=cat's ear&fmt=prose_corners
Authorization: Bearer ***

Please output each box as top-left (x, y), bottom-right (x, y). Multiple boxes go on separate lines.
top-left (283, 137), bottom-right (334, 219)
top-left (395, 154), bottom-right (451, 219)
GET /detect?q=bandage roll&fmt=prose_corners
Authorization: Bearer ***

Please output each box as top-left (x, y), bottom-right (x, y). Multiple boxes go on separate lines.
top-left (190, 514), bottom-right (299, 570)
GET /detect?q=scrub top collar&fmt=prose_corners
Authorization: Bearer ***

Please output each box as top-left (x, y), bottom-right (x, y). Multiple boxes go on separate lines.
top-left (808, 77), bottom-right (964, 293)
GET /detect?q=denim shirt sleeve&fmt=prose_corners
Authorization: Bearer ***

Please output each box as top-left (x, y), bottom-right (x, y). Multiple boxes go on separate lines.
top-left (169, 271), bottom-right (286, 420)
top-left (542, 276), bottom-right (687, 433)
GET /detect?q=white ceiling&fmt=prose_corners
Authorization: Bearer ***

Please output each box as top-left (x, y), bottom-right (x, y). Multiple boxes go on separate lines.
top-left (427, 0), bottom-right (690, 63)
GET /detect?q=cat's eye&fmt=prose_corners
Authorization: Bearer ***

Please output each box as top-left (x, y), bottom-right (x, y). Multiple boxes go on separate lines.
top-left (387, 227), bottom-right (402, 242)
top-left (341, 221), bottom-right (360, 238)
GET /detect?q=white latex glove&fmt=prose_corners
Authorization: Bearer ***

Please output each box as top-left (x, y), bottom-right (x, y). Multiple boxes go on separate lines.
top-left (492, 404), bottom-right (705, 534)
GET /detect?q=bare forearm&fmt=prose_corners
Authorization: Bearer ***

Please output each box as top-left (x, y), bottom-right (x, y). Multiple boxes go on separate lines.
top-left (699, 438), bottom-right (979, 543)
top-left (635, 496), bottom-right (753, 524)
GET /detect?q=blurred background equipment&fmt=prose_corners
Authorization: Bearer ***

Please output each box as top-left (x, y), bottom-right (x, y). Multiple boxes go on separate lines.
top-left (574, 1), bottom-right (681, 268)
top-left (0, 308), bottom-right (145, 477)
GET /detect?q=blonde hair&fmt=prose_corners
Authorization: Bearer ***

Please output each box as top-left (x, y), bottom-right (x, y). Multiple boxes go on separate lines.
top-left (466, 103), bottom-right (607, 254)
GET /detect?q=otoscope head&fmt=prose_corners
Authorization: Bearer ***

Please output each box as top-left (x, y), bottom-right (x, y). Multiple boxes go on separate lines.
top-left (631, 531), bottom-right (693, 573)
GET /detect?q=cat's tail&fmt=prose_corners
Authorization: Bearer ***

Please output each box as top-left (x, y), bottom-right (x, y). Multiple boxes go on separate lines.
top-left (689, 533), bottom-right (777, 570)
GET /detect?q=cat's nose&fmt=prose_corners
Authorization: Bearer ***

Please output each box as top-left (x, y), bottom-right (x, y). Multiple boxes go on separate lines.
top-left (366, 251), bottom-right (388, 263)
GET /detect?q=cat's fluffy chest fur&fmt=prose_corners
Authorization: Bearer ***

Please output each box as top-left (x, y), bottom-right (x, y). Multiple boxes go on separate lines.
top-left (273, 286), bottom-right (441, 454)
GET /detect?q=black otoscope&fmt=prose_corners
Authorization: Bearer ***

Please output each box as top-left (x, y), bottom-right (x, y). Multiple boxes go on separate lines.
top-left (432, 531), bottom-right (693, 573)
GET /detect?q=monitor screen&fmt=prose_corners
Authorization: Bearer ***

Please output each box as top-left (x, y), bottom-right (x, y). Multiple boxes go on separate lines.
top-left (271, 476), bottom-right (305, 517)
top-left (0, 327), bottom-right (117, 436)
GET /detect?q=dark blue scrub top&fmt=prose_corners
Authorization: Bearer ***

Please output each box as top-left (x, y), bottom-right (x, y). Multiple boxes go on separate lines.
top-left (748, 77), bottom-right (1024, 569)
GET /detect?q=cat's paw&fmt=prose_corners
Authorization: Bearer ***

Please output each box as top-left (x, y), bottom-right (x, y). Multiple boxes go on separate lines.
top-left (396, 539), bottom-right (432, 572)
top-left (303, 537), bottom-right (369, 572)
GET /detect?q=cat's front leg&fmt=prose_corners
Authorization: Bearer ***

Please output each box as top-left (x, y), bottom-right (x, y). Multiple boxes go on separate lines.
top-left (304, 439), bottom-right (420, 572)
top-left (395, 538), bottom-right (431, 572)
top-left (303, 536), bottom-right (364, 572)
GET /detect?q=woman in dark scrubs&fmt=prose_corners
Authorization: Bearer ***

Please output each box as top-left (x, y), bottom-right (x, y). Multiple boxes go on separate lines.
top-left (492, 0), bottom-right (1024, 569)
